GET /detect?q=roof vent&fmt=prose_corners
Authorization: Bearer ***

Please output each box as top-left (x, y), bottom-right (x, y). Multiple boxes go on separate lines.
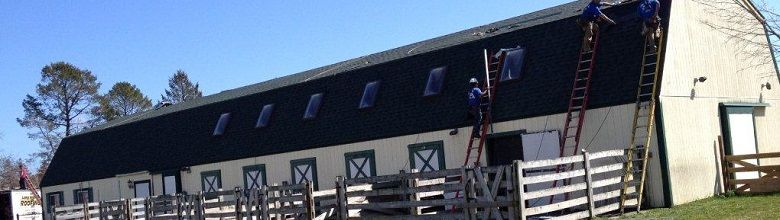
top-left (155, 101), bottom-right (173, 110)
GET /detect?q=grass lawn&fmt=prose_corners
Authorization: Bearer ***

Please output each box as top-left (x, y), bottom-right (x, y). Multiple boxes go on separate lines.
top-left (607, 193), bottom-right (780, 219)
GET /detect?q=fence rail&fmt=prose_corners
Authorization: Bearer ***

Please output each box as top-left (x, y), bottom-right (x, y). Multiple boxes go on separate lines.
top-left (722, 152), bottom-right (780, 195)
top-left (53, 149), bottom-right (631, 220)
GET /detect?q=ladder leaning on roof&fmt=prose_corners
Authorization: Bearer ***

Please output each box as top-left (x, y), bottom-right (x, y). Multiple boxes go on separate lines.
top-left (452, 49), bottom-right (508, 208)
top-left (461, 49), bottom-right (508, 168)
top-left (549, 29), bottom-right (602, 202)
top-left (620, 29), bottom-right (665, 213)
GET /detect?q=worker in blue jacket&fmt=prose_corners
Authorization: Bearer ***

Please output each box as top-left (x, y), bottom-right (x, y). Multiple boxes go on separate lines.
top-left (577, 0), bottom-right (619, 52)
top-left (639, 0), bottom-right (661, 48)
top-left (467, 78), bottom-right (488, 137)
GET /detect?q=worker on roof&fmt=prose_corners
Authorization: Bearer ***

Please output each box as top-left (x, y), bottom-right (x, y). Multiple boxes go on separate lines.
top-left (639, 0), bottom-right (661, 49)
top-left (467, 78), bottom-right (488, 137)
top-left (577, 0), bottom-right (619, 52)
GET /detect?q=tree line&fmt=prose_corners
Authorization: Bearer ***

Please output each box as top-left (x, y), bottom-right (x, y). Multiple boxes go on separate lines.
top-left (1, 62), bottom-right (204, 189)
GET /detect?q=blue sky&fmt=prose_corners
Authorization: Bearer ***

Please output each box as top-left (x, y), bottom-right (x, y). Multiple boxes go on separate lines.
top-left (0, 1), bottom-right (573, 163)
top-left (1, 1), bottom-right (778, 165)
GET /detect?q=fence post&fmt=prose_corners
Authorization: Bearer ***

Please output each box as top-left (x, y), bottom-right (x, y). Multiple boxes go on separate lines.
top-left (194, 193), bottom-right (203, 220)
top-left (82, 196), bottom-right (89, 220)
top-left (260, 187), bottom-right (270, 220)
top-left (335, 176), bottom-right (347, 220)
top-left (512, 160), bottom-right (526, 220)
top-left (97, 201), bottom-right (104, 220)
top-left (304, 181), bottom-right (315, 220)
top-left (124, 199), bottom-right (131, 220)
top-left (582, 150), bottom-right (596, 218)
top-left (407, 169), bottom-right (422, 215)
top-left (234, 188), bottom-right (242, 220)
top-left (143, 198), bottom-right (151, 220)
top-left (466, 178), bottom-right (477, 220)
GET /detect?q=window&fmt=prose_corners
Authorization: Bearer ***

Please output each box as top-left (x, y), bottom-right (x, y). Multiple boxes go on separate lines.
top-left (255, 104), bottom-right (275, 128)
top-left (201, 170), bottom-right (222, 193)
top-left (500, 47), bottom-right (527, 81)
top-left (213, 113), bottom-right (231, 136)
top-left (423, 67), bottom-right (447, 96)
top-left (134, 180), bottom-right (151, 198)
top-left (46, 191), bottom-right (64, 213)
top-left (344, 150), bottom-right (377, 179)
top-left (290, 158), bottom-right (318, 190)
top-left (72, 188), bottom-right (93, 204)
top-left (243, 164), bottom-right (267, 190)
top-left (408, 141), bottom-right (446, 172)
top-left (303, 93), bottom-right (324, 119)
top-left (359, 81), bottom-right (381, 109)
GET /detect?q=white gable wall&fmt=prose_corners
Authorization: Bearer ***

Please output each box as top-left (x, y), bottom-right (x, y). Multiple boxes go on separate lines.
top-left (660, 0), bottom-right (780, 205)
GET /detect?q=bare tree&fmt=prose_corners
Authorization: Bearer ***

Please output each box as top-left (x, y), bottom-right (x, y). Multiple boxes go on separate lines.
top-left (694, 0), bottom-right (779, 76)
top-left (0, 154), bottom-right (23, 190)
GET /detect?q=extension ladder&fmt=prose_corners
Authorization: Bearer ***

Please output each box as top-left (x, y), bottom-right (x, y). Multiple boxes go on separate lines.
top-left (620, 30), bottom-right (665, 213)
top-left (462, 49), bottom-right (508, 167)
top-left (20, 165), bottom-right (42, 205)
top-left (550, 30), bottom-right (601, 202)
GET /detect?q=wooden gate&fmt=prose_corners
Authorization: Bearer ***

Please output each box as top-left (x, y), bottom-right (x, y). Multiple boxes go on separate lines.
top-left (722, 152), bottom-right (780, 194)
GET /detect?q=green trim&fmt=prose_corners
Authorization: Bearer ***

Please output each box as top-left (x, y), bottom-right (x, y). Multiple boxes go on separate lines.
top-left (72, 187), bottom-right (93, 204)
top-left (344, 150), bottom-right (377, 179)
top-left (242, 164), bottom-right (267, 189)
top-left (486, 130), bottom-right (527, 139)
top-left (45, 191), bottom-right (64, 213)
top-left (408, 141), bottom-right (446, 172)
top-left (290, 158), bottom-right (318, 190)
top-left (655, 100), bottom-right (674, 207)
top-left (721, 102), bottom-right (770, 107)
top-left (200, 170), bottom-right (222, 192)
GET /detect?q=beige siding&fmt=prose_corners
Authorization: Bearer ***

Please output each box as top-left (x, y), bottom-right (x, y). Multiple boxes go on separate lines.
top-left (660, 0), bottom-right (780, 205)
top-left (42, 103), bottom-right (667, 208)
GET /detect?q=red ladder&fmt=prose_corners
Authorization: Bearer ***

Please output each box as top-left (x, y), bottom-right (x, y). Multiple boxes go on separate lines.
top-left (20, 165), bottom-right (42, 205)
top-left (550, 30), bottom-right (601, 202)
top-left (462, 49), bottom-right (508, 168)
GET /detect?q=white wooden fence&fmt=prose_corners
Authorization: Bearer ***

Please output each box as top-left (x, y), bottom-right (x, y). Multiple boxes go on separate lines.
top-left (53, 149), bottom-right (630, 220)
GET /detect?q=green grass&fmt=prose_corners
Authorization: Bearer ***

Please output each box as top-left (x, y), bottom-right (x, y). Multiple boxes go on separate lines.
top-left (608, 193), bottom-right (780, 220)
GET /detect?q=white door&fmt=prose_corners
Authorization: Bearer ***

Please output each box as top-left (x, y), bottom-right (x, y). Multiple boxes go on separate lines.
top-left (725, 107), bottom-right (760, 180)
top-left (521, 131), bottom-right (564, 206)
top-left (163, 175), bottom-right (177, 195)
top-left (134, 181), bottom-right (151, 198)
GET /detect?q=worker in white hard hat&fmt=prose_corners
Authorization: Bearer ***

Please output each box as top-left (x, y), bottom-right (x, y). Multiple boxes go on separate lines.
top-left (467, 78), bottom-right (488, 137)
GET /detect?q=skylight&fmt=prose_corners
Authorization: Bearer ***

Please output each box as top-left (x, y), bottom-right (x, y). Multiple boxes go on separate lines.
top-left (255, 104), bottom-right (275, 128)
top-left (213, 113), bottom-right (231, 136)
top-left (359, 81), bottom-right (381, 109)
top-left (500, 47), bottom-right (527, 81)
top-left (423, 67), bottom-right (446, 96)
top-left (304, 93), bottom-right (323, 119)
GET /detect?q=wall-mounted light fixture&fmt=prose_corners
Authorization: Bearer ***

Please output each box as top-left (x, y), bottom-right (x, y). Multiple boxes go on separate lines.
top-left (693, 76), bottom-right (707, 86)
top-left (181, 166), bottom-right (191, 174)
top-left (127, 180), bottom-right (134, 189)
top-left (762, 82), bottom-right (772, 90)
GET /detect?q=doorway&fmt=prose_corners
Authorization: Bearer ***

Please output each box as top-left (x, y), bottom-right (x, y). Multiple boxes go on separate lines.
top-left (134, 180), bottom-right (151, 198)
top-left (162, 170), bottom-right (182, 196)
top-left (720, 106), bottom-right (761, 180)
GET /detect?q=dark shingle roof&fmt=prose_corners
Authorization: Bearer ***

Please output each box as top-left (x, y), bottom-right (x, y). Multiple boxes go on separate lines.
top-left (43, 0), bottom-right (665, 187)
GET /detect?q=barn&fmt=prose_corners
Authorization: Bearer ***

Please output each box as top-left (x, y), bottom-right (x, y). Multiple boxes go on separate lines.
top-left (40, 0), bottom-right (780, 218)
